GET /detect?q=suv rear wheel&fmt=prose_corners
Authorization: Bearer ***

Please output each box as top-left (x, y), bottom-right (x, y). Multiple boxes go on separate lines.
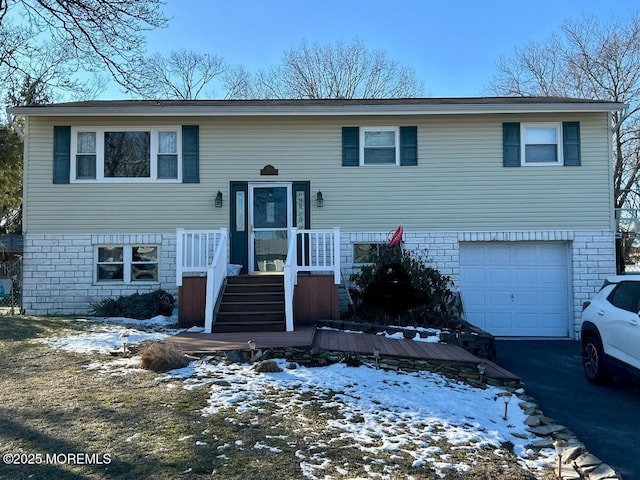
top-left (582, 335), bottom-right (611, 385)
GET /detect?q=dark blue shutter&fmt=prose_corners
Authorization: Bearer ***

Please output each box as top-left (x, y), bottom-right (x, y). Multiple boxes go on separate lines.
top-left (400, 126), bottom-right (418, 166)
top-left (342, 127), bottom-right (359, 166)
top-left (53, 126), bottom-right (71, 184)
top-left (503, 123), bottom-right (521, 167)
top-left (182, 125), bottom-right (199, 183)
top-left (563, 122), bottom-right (581, 166)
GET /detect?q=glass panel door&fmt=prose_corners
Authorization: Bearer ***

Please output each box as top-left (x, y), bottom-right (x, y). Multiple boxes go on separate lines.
top-left (249, 183), bottom-right (291, 273)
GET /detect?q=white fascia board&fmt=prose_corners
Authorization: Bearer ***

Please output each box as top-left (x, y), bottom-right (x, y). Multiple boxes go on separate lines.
top-left (8, 102), bottom-right (627, 117)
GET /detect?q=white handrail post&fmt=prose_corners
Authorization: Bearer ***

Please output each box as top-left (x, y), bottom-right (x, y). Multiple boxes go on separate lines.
top-left (284, 227), bottom-right (297, 332)
top-left (333, 227), bottom-right (341, 284)
top-left (176, 228), bottom-right (184, 287)
top-left (204, 266), bottom-right (215, 333)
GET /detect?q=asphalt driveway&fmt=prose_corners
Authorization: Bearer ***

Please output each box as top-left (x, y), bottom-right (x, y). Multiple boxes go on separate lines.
top-left (496, 339), bottom-right (640, 480)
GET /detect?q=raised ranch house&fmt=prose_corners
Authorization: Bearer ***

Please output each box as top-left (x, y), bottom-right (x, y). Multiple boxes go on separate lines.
top-left (9, 97), bottom-right (625, 338)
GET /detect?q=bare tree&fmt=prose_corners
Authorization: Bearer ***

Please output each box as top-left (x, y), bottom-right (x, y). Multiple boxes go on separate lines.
top-left (489, 13), bottom-right (640, 211)
top-left (223, 65), bottom-right (254, 100)
top-left (0, 0), bottom-right (167, 94)
top-left (127, 49), bottom-right (228, 100)
top-left (253, 39), bottom-right (423, 99)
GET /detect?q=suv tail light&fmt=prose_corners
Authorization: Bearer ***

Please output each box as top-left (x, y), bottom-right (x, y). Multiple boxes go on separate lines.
top-left (582, 300), bottom-right (591, 311)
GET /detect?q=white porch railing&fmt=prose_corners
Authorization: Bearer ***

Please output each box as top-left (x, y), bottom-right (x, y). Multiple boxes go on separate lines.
top-left (177, 227), bottom-right (340, 333)
top-left (176, 228), bottom-right (224, 282)
top-left (284, 227), bottom-right (341, 332)
top-left (204, 229), bottom-right (228, 333)
top-left (176, 228), bottom-right (228, 333)
top-left (615, 208), bottom-right (640, 237)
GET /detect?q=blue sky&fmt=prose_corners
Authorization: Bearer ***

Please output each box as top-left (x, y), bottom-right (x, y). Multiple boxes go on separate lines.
top-left (108, 0), bottom-right (637, 99)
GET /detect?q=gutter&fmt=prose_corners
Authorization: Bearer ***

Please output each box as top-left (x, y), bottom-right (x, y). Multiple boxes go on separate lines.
top-left (7, 101), bottom-right (628, 118)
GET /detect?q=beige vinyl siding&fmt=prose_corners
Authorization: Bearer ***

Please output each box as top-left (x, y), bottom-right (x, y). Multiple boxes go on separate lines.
top-left (23, 113), bottom-right (613, 234)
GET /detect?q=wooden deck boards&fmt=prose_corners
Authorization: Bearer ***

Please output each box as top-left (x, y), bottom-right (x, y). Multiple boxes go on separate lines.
top-left (313, 330), bottom-right (480, 363)
top-left (168, 328), bottom-right (316, 352)
top-left (169, 328), bottom-right (519, 382)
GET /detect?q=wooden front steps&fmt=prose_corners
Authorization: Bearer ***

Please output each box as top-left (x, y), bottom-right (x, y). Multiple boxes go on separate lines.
top-left (213, 275), bottom-right (286, 332)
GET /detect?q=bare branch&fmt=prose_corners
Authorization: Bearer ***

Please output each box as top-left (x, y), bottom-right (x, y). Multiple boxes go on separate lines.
top-left (0, 0), bottom-right (167, 89)
top-left (253, 39), bottom-right (423, 99)
top-left (126, 49), bottom-right (227, 100)
top-left (488, 12), bottom-right (640, 211)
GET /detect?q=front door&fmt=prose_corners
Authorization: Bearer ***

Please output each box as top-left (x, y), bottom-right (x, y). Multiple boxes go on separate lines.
top-left (249, 183), bottom-right (292, 273)
top-left (230, 181), bottom-right (310, 274)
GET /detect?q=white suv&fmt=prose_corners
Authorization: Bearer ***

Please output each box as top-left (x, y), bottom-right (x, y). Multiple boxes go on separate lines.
top-left (580, 275), bottom-right (640, 384)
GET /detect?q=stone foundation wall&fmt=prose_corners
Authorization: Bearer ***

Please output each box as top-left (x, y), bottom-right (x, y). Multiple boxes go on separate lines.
top-left (22, 233), bottom-right (177, 315)
top-left (22, 229), bottom-right (615, 330)
top-left (341, 229), bottom-right (616, 338)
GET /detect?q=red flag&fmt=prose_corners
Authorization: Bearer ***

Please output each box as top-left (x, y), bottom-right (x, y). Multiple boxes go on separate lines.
top-left (389, 225), bottom-right (403, 247)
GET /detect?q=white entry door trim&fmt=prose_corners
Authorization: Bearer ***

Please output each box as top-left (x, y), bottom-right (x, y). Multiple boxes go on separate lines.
top-left (248, 182), bottom-right (292, 274)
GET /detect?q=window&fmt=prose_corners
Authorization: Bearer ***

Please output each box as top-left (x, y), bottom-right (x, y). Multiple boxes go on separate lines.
top-left (76, 131), bottom-right (97, 179)
top-left (608, 281), bottom-right (640, 313)
top-left (96, 245), bottom-right (158, 283)
top-left (71, 128), bottom-right (181, 181)
top-left (353, 243), bottom-right (383, 264)
top-left (360, 127), bottom-right (399, 165)
top-left (521, 124), bottom-right (562, 165)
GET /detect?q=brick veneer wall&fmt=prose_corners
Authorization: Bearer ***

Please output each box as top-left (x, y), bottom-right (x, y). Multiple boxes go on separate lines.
top-left (22, 233), bottom-right (177, 315)
top-left (341, 230), bottom-right (615, 339)
top-left (22, 229), bottom-right (615, 336)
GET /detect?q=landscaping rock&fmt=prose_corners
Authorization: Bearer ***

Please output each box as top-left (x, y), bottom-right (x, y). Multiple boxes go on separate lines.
top-left (558, 465), bottom-right (582, 479)
top-left (575, 453), bottom-right (602, 469)
top-left (526, 424), bottom-right (567, 436)
top-left (225, 350), bottom-right (247, 363)
top-left (586, 463), bottom-right (621, 480)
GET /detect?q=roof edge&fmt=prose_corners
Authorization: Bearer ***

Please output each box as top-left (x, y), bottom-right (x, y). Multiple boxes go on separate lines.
top-left (8, 97), bottom-right (627, 117)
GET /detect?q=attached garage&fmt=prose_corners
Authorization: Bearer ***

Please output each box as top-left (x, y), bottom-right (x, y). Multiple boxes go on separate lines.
top-left (459, 242), bottom-right (570, 337)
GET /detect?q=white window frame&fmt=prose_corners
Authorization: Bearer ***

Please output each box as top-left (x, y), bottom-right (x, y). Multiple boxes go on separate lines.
top-left (360, 126), bottom-right (400, 166)
top-left (70, 127), bottom-right (182, 182)
top-left (95, 245), bottom-right (159, 284)
top-left (521, 123), bottom-right (563, 166)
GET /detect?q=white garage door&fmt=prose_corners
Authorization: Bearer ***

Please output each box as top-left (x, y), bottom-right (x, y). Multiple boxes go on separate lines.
top-left (459, 242), bottom-right (569, 337)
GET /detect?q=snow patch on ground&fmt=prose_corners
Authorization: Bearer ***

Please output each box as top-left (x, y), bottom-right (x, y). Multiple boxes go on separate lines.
top-left (38, 316), bottom-right (555, 477)
top-left (39, 315), bottom-right (181, 355)
top-left (156, 358), bottom-right (553, 478)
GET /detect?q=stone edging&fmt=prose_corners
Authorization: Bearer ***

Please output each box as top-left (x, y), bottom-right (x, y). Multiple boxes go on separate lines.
top-left (216, 345), bottom-right (622, 480)
top-left (513, 391), bottom-right (622, 480)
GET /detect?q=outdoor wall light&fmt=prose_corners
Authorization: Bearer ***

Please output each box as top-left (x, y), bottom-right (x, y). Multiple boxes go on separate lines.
top-left (215, 190), bottom-right (223, 208)
top-left (316, 191), bottom-right (324, 207)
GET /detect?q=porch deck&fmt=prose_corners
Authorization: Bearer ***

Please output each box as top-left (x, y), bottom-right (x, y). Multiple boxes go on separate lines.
top-left (169, 328), bottom-right (518, 382)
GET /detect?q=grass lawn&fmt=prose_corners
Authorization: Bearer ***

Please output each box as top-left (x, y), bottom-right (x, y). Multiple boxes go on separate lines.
top-left (0, 316), bottom-right (554, 479)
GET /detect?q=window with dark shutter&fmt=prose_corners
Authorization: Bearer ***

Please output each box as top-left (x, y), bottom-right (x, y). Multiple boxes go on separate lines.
top-left (342, 125), bottom-right (418, 166)
top-left (400, 126), bottom-right (418, 166)
top-left (562, 121), bottom-right (581, 166)
top-left (342, 127), bottom-right (359, 166)
top-left (182, 125), bottom-right (200, 183)
top-left (503, 123), bottom-right (521, 167)
top-left (53, 126), bottom-right (71, 183)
